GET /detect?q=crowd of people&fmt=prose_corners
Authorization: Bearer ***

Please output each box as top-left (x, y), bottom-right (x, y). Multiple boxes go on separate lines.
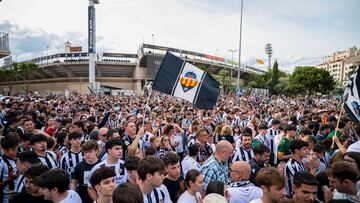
top-left (0, 91), bottom-right (359, 203)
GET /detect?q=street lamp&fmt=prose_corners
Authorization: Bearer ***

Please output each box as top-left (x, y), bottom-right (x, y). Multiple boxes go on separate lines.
top-left (265, 43), bottom-right (273, 70)
top-left (228, 49), bottom-right (238, 77)
top-left (237, 0), bottom-right (244, 91)
top-left (46, 46), bottom-right (49, 65)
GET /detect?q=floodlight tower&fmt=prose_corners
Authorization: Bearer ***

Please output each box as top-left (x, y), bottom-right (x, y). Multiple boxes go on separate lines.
top-left (88, 0), bottom-right (99, 90)
top-left (265, 43), bottom-right (273, 70)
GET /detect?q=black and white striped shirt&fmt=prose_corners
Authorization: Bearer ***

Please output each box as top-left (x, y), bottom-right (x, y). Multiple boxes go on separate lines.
top-left (214, 116), bottom-right (224, 125)
top-left (15, 175), bottom-right (25, 193)
top-left (231, 146), bottom-right (254, 163)
top-left (157, 147), bottom-right (173, 159)
top-left (88, 159), bottom-right (128, 186)
top-left (60, 151), bottom-right (83, 179)
top-left (320, 152), bottom-right (331, 167)
top-left (58, 144), bottom-right (69, 156)
top-left (107, 118), bottom-right (121, 129)
top-left (37, 152), bottom-right (58, 169)
top-left (231, 116), bottom-right (241, 128)
top-left (285, 158), bottom-right (306, 197)
top-left (0, 110), bottom-right (6, 125)
top-left (0, 155), bottom-right (17, 203)
top-left (267, 128), bottom-right (280, 165)
top-left (142, 185), bottom-right (172, 203)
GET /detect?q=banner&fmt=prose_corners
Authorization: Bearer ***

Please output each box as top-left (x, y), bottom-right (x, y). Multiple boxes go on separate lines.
top-left (152, 52), bottom-right (220, 109)
top-left (344, 65), bottom-right (360, 123)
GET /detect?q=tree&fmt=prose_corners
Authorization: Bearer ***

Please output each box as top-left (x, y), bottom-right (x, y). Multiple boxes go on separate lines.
top-left (273, 77), bottom-right (290, 95)
top-left (0, 62), bottom-right (37, 95)
top-left (0, 67), bottom-right (18, 95)
top-left (271, 59), bottom-right (279, 94)
top-left (244, 67), bottom-right (287, 90)
top-left (212, 69), bottom-right (235, 95)
top-left (16, 62), bottom-right (37, 93)
top-left (289, 66), bottom-right (335, 95)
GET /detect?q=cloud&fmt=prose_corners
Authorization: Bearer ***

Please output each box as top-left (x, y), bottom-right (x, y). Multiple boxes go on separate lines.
top-left (0, 0), bottom-right (359, 71)
top-left (0, 20), bottom-right (114, 62)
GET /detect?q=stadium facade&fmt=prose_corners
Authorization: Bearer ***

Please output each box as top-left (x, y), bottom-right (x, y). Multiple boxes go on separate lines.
top-left (0, 43), bottom-right (266, 95)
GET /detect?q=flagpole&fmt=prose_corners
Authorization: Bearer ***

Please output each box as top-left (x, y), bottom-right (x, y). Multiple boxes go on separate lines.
top-left (142, 88), bottom-right (152, 127)
top-left (331, 102), bottom-right (345, 149)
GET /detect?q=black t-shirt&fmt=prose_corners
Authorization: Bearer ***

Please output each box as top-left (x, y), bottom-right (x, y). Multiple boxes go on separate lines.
top-left (249, 158), bottom-right (266, 186)
top-left (163, 176), bottom-right (184, 203)
top-left (12, 191), bottom-right (53, 203)
top-left (73, 159), bottom-right (101, 203)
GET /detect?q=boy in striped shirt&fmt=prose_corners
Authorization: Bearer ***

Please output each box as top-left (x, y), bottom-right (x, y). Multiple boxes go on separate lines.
top-left (284, 140), bottom-right (312, 198)
top-left (60, 131), bottom-right (83, 180)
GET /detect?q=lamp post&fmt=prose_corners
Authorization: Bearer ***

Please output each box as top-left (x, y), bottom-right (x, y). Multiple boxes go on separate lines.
top-left (152, 34), bottom-right (155, 54)
top-left (265, 43), bottom-right (273, 70)
top-left (46, 46), bottom-right (49, 65)
top-left (237, 0), bottom-right (244, 91)
top-left (228, 49), bottom-right (238, 77)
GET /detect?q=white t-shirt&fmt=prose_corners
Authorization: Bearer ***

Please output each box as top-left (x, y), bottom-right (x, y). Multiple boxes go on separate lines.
top-left (181, 155), bottom-right (201, 177)
top-left (347, 141), bottom-right (360, 153)
top-left (59, 190), bottom-right (82, 203)
top-left (249, 198), bottom-right (263, 203)
top-left (174, 133), bottom-right (184, 153)
top-left (177, 190), bottom-right (202, 203)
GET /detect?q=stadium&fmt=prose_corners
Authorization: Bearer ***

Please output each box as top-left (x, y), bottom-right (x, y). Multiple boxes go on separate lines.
top-left (0, 41), bottom-right (265, 95)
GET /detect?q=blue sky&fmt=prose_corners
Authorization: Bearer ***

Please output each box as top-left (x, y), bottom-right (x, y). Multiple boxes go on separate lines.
top-left (0, 0), bottom-right (359, 71)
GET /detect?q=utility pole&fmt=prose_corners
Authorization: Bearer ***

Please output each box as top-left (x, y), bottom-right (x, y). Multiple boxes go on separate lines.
top-left (88, 0), bottom-right (99, 93)
top-left (237, 0), bottom-right (244, 91)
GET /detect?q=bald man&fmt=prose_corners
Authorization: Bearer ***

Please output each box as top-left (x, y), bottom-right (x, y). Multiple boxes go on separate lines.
top-left (228, 161), bottom-right (263, 203)
top-left (201, 140), bottom-right (233, 189)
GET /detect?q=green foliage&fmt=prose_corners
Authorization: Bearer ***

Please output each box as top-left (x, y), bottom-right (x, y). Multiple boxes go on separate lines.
top-left (289, 66), bottom-right (335, 95)
top-left (212, 69), bottom-right (236, 95)
top-left (271, 59), bottom-right (279, 94)
top-left (0, 62), bottom-right (37, 94)
top-left (273, 77), bottom-right (290, 95)
top-left (245, 66), bottom-right (287, 89)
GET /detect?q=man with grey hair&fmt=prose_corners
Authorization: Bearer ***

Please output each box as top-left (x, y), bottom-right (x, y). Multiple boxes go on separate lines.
top-left (201, 140), bottom-right (233, 189)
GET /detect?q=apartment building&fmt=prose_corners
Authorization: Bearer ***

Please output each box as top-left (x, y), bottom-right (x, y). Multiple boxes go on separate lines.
top-left (317, 47), bottom-right (360, 86)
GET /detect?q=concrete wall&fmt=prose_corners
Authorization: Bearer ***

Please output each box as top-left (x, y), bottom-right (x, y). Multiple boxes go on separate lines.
top-left (0, 77), bottom-right (134, 94)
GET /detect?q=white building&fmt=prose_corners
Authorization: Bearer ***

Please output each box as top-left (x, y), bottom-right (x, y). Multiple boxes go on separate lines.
top-left (317, 47), bottom-right (360, 86)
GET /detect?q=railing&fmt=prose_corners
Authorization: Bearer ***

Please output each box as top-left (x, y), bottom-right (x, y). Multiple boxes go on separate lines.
top-left (140, 43), bottom-right (266, 74)
top-left (0, 32), bottom-right (10, 52)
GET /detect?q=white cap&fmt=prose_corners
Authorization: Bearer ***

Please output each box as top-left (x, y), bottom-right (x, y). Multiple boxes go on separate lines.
top-left (203, 193), bottom-right (227, 203)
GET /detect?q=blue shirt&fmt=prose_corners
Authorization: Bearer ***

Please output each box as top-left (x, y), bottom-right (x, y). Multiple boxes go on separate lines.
top-left (201, 155), bottom-right (229, 189)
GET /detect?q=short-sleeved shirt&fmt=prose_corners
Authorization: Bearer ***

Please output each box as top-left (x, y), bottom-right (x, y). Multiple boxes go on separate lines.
top-left (73, 159), bottom-right (100, 203)
top-left (327, 130), bottom-right (342, 139)
top-left (277, 137), bottom-right (291, 158)
top-left (87, 159), bottom-right (128, 187)
top-left (201, 155), bottom-right (229, 189)
top-left (59, 190), bottom-right (82, 203)
top-left (181, 155), bottom-right (201, 177)
top-left (142, 185), bottom-right (172, 203)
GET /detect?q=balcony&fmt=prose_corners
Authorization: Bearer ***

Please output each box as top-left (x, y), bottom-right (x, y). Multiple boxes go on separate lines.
top-left (0, 32), bottom-right (10, 59)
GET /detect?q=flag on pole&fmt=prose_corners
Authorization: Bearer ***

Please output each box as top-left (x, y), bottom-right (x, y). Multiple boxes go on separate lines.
top-left (344, 65), bottom-right (360, 123)
top-left (152, 52), bottom-right (220, 109)
top-left (256, 58), bottom-right (265, 65)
